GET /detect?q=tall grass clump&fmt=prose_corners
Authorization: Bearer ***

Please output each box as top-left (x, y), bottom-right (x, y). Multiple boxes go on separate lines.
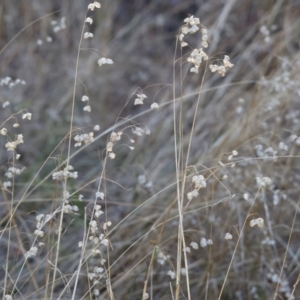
top-left (1, 0), bottom-right (300, 299)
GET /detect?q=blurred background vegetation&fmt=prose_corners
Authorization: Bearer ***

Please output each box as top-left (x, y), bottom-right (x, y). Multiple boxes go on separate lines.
top-left (1, 0), bottom-right (300, 299)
